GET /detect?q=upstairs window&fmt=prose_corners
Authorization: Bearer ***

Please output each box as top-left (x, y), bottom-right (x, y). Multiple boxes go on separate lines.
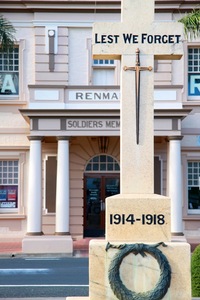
top-left (86, 38), bottom-right (119, 86)
top-left (93, 59), bottom-right (114, 66)
top-left (92, 59), bottom-right (118, 86)
top-left (0, 47), bottom-right (19, 97)
top-left (188, 47), bottom-right (200, 99)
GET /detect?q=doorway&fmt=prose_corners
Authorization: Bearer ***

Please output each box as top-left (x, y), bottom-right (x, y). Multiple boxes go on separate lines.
top-left (83, 155), bottom-right (161, 237)
top-left (84, 174), bottom-right (120, 237)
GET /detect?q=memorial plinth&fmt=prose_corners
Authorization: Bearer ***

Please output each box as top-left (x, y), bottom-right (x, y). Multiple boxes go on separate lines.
top-left (89, 240), bottom-right (191, 300)
top-left (67, 196), bottom-right (191, 300)
top-left (106, 194), bottom-right (171, 242)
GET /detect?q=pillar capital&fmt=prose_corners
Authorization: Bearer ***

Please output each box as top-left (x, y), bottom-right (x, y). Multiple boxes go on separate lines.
top-left (167, 136), bottom-right (183, 142)
top-left (57, 136), bottom-right (70, 141)
top-left (28, 136), bottom-right (44, 141)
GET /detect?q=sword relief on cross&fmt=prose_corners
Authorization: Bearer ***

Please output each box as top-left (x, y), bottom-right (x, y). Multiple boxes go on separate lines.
top-left (123, 48), bottom-right (153, 145)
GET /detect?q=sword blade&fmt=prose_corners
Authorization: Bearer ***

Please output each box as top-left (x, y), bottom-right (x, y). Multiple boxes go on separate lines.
top-left (135, 67), bottom-right (140, 145)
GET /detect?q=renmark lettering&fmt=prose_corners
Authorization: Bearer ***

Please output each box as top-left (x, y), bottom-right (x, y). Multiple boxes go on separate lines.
top-left (75, 92), bottom-right (119, 100)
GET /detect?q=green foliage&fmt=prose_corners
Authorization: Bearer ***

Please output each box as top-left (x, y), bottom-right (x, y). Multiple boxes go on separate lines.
top-left (179, 9), bottom-right (200, 39)
top-left (0, 15), bottom-right (16, 51)
top-left (192, 244), bottom-right (200, 297)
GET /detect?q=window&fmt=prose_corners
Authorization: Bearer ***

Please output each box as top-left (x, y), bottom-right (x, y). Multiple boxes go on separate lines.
top-left (93, 59), bottom-right (114, 66)
top-left (85, 155), bottom-right (120, 172)
top-left (0, 47), bottom-right (19, 96)
top-left (188, 47), bottom-right (200, 98)
top-left (86, 38), bottom-right (119, 85)
top-left (92, 59), bottom-right (117, 86)
top-left (0, 160), bottom-right (18, 209)
top-left (188, 161), bottom-right (200, 213)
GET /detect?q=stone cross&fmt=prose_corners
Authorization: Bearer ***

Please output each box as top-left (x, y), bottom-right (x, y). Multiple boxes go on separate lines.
top-left (92, 0), bottom-right (183, 194)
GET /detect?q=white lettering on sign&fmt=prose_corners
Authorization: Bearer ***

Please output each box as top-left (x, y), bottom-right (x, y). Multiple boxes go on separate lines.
top-left (66, 119), bottom-right (120, 130)
top-left (69, 90), bottom-right (120, 101)
top-left (189, 74), bottom-right (200, 95)
top-left (1, 74), bottom-right (16, 93)
top-left (0, 202), bottom-right (16, 208)
top-left (95, 33), bottom-right (181, 45)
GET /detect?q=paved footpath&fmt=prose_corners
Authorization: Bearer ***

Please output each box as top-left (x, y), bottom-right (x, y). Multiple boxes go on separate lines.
top-left (0, 240), bottom-right (22, 255)
top-left (0, 237), bottom-right (105, 257)
top-left (0, 236), bottom-right (199, 256)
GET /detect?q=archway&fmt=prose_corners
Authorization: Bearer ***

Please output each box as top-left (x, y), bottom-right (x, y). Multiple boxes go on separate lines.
top-left (84, 155), bottom-right (120, 237)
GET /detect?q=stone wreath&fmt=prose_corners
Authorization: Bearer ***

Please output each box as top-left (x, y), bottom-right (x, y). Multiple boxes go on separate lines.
top-left (106, 242), bottom-right (171, 300)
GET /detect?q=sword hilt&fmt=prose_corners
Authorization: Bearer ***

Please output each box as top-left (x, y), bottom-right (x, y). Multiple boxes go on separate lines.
top-left (136, 48), bottom-right (140, 66)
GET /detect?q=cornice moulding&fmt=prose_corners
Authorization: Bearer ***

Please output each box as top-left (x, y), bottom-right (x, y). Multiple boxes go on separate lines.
top-left (0, 0), bottom-right (198, 13)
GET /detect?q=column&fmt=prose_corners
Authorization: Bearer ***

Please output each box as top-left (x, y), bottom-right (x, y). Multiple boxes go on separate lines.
top-left (27, 136), bottom-right (43, 235)
top-left (55, 137), bottom-right (70, 235)
top-left (168, 136), bottom-right (184, 235)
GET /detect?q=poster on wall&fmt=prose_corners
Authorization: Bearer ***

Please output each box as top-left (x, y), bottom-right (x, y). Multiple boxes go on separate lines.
top-left (8, 189), bottom-right (17, 201)
top-left (0, 186), bottom-right (17, 208)
top-left (0, 190), bottom-right (7, 201)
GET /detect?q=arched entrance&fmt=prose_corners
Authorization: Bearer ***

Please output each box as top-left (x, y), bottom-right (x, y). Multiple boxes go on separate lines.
top-left (84, 155), bottom-right (120, 237)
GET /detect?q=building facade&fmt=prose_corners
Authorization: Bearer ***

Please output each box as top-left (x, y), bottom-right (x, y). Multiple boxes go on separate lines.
top-left (0, 0), bottom-right (200, 247)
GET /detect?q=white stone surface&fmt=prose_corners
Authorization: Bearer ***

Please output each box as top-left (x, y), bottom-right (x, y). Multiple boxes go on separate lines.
top-left (89, 240), bottom-right (191, 300)
top-left (27, 138), bottom-right (42, 234)
top-left (22, 236), bottom-right (73, 254)
top-left (56, 138), bottom-right (70, 234)
top-left (168, 137), bottom-right (183, 234)
top-left (106, 194), bottom-right (171, 242)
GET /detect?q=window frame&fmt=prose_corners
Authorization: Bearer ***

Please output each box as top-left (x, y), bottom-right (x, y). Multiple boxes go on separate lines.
top-left (92, 59), bottom-right (121, 86)
top-left (187, 46), bottom-right (200, 101)
top-left (85, 154), bottom-right (120, 173)
top-left (0, 159), bottom-right (19, 212)
top-left (0, 152), bottom-right (26, 215)
top-left (92, 58), bottom-right (117, 86)
top-left (0, 40), bottom-right (25, 103)
top-left (93, 59), bottom-right (115, 67)
top-left (187, 160), bottom-right (200, 215)
top-left (0, 46), bottom-right (19, 98)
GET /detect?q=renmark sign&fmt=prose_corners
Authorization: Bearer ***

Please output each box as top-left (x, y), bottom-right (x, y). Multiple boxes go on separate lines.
top-left (69, 90), bottom-right (120, 101)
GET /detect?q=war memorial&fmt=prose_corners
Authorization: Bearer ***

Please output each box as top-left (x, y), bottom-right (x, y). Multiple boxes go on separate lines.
top-left (67, 0), bottom-right (191, 299)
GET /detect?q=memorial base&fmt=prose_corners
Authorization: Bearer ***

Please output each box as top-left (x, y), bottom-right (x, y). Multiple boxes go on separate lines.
top-left (22, 235), bottom-right (73, 254)
top-left (88, 240), bottom-right (191, 300)
top-left (67, 194), bottom-right (191, 300)
top-left (67, 239), bottom-right (191, 300)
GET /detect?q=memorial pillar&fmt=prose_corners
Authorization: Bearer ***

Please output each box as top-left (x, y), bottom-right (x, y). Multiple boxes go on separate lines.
top-left (55, 137), bottom-right (70, 235)
top-left (168, 136), bottom-right (184, 235)
top-left (27, 136), bottom-right (43, 235)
